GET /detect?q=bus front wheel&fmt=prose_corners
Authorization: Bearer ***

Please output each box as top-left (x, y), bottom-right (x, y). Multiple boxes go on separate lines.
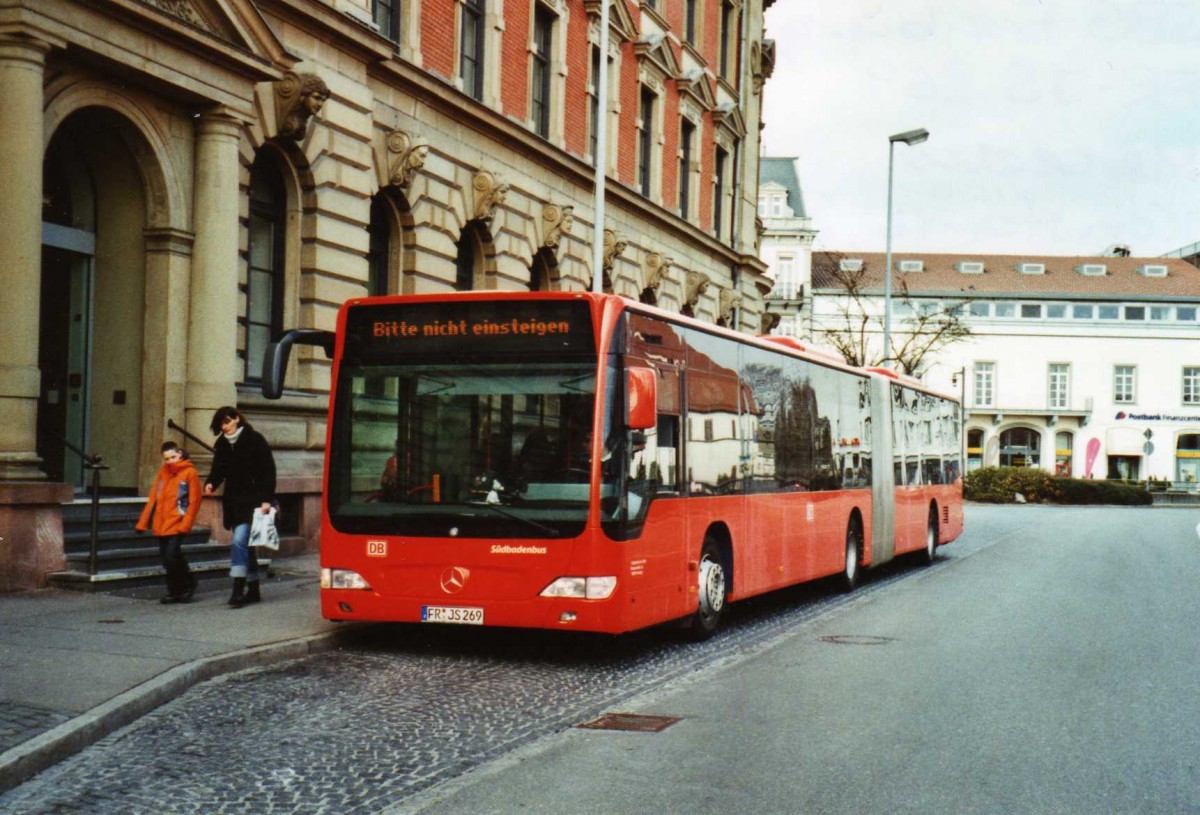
top-left (840, 520), bottom-right (862, 593)
top-left (689, 539), bottom-right (727, 640)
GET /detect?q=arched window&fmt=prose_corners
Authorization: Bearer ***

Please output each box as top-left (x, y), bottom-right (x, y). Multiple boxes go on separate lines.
top-left (245, 152), bottom-right (287, 382)
top-left (966, 428), bottom-right (985, 472)
top-left (455, 222), bottom-right (488, 291)
top-left (530, 247), bottom-right (557, 292)
top-left (368, 195), bottom-right (392, 297)
top-left (1054, 431), bottom-right (1073, 476)
top-left (999, 427), bottom-right (1040, 468)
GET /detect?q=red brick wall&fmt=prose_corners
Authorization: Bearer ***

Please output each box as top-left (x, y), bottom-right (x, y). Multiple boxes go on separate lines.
top-left (422, 0), bottom-right (457, 81)
top-left (501, 0), bottom-right (531, 119)
top-left (562, 2), bottom-right (592, 157)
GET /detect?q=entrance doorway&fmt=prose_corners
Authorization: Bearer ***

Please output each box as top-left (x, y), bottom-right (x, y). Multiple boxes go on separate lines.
top-left (39, 108), bottom-right (150, 493)
top-left (37, 243), bottom-right (94, 486)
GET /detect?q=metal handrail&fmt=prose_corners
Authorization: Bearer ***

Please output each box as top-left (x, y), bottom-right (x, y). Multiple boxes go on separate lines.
top-left (167, 418), bottom-right (215, 454)
top-left (40, 426), bottom-right (108, 576)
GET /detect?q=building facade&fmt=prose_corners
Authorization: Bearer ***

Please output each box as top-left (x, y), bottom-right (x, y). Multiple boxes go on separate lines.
top-left (755, 156), bottom-right (815, 335)
top-left (0, 0), bottom-right (776, 589)
top-left (809, 252), bottom-right (1200, 485)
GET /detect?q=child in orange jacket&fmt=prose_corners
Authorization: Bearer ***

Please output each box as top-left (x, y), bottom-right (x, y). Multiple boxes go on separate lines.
top-left (137, 442), bottom-right (202, 603)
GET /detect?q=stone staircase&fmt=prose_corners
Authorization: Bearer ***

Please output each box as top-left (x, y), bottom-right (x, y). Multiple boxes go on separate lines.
top-left (47, 498), bottom-right (269, 593)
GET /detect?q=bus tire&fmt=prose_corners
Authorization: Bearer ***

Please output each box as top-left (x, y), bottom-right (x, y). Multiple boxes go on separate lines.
top-left (840, 519), bottom-right (862, 593)
top-left (688, 539), bottom-right (727, 640)
top-left (922, 507), bottom-right (939, 565)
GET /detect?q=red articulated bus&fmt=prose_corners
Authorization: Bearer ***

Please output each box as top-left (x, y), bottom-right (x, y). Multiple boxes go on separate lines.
top-left (264, 291), bottom-right (963, 638)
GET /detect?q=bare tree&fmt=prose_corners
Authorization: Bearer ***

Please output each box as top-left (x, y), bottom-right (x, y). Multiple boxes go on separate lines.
top-left (810, 257), bottom-right (971, 376)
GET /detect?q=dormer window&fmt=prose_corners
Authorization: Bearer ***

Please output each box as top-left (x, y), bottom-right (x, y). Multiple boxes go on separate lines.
top-left (839, 258), bottom-right (863, 272)
top-left (1138, 264), bottom-right (1168, 277)
top-left (1076, 264), bottom-right (1107, 276)
top-left (956, 261), bottom-right (984, 274)
top-left (1017, 262), bottom-right (1045, 275)
top-left (897, 259), bottom-right (923, 273)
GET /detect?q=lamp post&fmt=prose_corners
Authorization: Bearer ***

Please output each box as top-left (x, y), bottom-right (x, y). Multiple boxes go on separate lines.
top-left (882, 127), bottom-right (929, 368)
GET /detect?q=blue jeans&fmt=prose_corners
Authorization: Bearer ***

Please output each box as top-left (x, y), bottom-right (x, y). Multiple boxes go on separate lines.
top-left (229, 522), bottom-right (261, 581)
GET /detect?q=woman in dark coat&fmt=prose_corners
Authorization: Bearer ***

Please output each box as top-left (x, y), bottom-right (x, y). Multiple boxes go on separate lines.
top-left (203, 406), bottom-right (276, 608)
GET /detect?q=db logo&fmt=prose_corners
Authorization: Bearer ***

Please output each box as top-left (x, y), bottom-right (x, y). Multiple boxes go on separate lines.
top-left (440, 566), bottom-right (470, 594)
top-left (366, 540), bottom-right (388, 557)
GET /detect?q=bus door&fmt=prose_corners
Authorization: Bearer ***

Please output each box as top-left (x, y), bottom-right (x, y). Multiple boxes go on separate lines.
top-left (869, 375), bottom-right (896, 564)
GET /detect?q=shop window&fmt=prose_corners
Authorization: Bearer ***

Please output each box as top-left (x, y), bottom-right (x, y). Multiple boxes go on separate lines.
top-left (1177, 433), bottom-right (1200, 484)
top-left (999, 427), bottom-right (1040, 468)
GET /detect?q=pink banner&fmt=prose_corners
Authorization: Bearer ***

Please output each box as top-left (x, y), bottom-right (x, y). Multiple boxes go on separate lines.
top-left (1084, 438), bottom-right (1101, 478)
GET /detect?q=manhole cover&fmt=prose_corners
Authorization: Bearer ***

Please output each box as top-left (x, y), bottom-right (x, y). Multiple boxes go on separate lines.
top-left (818, 635), bottom-right (895, 646)
top-left (575, 713), bottom-right (681, 733)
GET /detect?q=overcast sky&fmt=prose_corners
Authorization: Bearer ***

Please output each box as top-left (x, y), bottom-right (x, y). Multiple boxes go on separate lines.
top-left (760, 1), bottom-right (1200, 258)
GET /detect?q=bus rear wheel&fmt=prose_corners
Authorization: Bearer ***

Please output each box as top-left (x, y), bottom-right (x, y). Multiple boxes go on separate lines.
top-left (922, 508), bottom-right (939, 565)
top-left (840, 520), bottom-right (862, 593)
top-left (689, 539), bottom-right (727, 640)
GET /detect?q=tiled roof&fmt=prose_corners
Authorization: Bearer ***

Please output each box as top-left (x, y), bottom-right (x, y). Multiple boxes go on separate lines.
top-left (759, 157), bottom-right (807, 218)
top-left (811, 252), bottom-right (1200, 299)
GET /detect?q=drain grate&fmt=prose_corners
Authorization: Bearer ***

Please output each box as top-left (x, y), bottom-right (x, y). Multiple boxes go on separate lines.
top-left (575, 713), bottom-right (681, 733)
top-left (818, 635), bottom-right (895, 646)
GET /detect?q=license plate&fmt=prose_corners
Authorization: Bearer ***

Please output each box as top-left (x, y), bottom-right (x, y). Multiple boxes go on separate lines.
top-left (421, 605), bottom-right (484, 625)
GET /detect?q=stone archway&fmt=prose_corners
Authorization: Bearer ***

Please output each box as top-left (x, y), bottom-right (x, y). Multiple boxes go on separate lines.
top-left (40, 107), bottom-right (164, 493)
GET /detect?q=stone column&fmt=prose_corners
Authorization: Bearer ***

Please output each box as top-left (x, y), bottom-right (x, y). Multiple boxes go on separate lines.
top-left (185, 112), bottom-right (242, 444)
top-left (0, 36), bottom-right (51, 481)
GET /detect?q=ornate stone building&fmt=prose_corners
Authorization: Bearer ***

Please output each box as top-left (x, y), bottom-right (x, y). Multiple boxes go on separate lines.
top-left (0, 0), bottom-right (774, 588)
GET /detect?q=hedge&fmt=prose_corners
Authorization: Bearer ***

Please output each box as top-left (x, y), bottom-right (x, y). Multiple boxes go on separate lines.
top-left (963, 466), bottom-right (1152, 506)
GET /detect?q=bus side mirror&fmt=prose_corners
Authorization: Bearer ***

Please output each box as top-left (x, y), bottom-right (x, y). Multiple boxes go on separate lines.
top-left (626, 366), bottom-right (657, 430)
top-left (262, 329), bottom-right (336, 399)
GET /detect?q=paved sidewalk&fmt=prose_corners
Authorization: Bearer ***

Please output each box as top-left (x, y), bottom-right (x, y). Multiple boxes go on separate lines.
top-left (0, 553), bottom-right (364, 792)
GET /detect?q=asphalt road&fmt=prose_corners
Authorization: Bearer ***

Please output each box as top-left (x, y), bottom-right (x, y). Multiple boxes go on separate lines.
top-left (396, 504), bottom-right (1200, 815)
top-left (3, 504), bottom-right (1197, 814)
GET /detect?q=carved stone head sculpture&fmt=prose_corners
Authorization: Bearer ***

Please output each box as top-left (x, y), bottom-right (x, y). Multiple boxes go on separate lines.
top-left (276, 72), bottom-right (330, 141)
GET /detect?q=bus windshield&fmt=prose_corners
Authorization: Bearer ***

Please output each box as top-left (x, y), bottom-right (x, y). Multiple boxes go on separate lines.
top-left (327, 359), bottom-right (606, 538)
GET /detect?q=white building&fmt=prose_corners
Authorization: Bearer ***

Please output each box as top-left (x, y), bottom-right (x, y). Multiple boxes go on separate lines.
top-left (757, 157), bottom-right (816, 335)
top-left (809, 251), bottom-right (1200, 485)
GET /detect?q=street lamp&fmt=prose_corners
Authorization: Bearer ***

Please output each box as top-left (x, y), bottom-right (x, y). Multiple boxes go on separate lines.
top-left (882, 127), bottom-right (929, 368)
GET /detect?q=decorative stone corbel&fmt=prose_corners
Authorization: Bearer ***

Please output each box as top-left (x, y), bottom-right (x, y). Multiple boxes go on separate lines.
top-left (386, 129), bottom-right (429, 190)
top-left (760, 312), bottom-right (782, 334)
top-left (719, 288), bottom-right (743, 323)
top-left (684, 270), bottom-right (710, 311)
top-left (274, 72), bottom-right (330, 141)
top-left (755, 215), bottom-right (765, 251)
top-left (643, 252), bottom-right (672, 292)
top-left (596, 228), bottom-right (628, 292)
top-left (542, 204), bottom-right (574, 248)
top-left (473, 170), bottom-right (509, 221)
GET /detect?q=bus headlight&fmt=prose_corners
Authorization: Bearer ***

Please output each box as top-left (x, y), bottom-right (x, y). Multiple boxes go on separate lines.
top-left (321, 568), bottom-right (372, 590)
top-left (540, 576), bottom-right (617, 600)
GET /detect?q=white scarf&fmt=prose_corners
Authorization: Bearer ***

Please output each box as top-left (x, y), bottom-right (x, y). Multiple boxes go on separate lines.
top-left (224, 426), bottom-right (245, 444)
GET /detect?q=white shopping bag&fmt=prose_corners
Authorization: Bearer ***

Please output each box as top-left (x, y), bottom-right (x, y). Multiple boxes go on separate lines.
top-left (249, 506), bottom-right (281, 550)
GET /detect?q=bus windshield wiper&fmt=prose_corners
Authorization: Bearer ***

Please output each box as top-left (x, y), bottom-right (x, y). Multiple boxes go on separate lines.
top-left (470, 503), bottom-right (559, 536)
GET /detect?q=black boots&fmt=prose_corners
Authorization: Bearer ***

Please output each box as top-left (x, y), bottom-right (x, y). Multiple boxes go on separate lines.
top-left (228, 577), bottom-right (261, 608)
top-left (228, 577), bottom-right (246, 607)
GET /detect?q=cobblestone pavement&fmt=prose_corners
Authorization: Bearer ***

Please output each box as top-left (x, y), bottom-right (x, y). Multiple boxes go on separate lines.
top-left (0, 519), bottom-right (1007, 815)
top-left (0, 704), bottom-right (72, 756)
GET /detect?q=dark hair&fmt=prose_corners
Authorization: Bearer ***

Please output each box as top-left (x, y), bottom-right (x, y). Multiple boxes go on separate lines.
top-left (209, 405), bottom-right (252, 436)
top-left (160, 441), bottom-right (181, 453)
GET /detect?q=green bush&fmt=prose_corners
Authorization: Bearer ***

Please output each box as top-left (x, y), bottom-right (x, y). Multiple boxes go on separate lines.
top-left (1052, 477), bottom-right (1152, 506)
top-left (963, 467), bottom-right (1151, 505)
